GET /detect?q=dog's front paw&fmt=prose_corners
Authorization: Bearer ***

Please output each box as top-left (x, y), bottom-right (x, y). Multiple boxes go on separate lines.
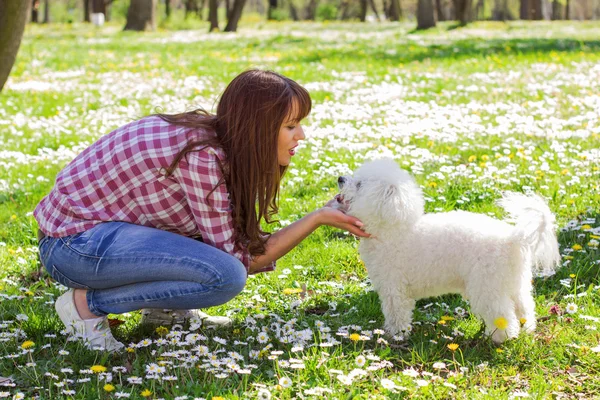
top-left (384, 322), bottom-right (412, 339)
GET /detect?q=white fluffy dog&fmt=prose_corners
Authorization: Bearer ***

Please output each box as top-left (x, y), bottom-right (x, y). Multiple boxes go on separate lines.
top-left (336, 158), bottom-right (561, 343)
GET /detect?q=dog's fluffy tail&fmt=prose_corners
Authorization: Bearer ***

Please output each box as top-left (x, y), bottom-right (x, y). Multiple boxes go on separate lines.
top-left (498, 192), bottom-right (561, 277)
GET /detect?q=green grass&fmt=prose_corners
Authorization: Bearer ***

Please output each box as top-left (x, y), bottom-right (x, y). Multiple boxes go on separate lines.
top-left (1, 20), bottom-right (600, 399)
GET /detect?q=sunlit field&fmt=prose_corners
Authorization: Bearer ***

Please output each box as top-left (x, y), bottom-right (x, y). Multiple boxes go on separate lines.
top-left (1, 20), bottom-right (600, 399)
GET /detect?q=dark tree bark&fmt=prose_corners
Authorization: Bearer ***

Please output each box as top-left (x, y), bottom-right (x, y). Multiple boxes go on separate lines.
top-left (289, 0), bottom-right (299, 20)
top-left (0, 0), bottom-right (30, 92)
top-left (267, 0), bottom-right (277, 19)
top-left (32, 0), bottom-right (40, 22)
top-left (43, 0), bottom-right (49, 23)
top-left (388, 0), bottom-right (401, 21)
top-left (453, 0), bottom-right (472, 24)
top-left (565, 0), bottom-right (570, 19)
top-left (474, 0), bottom-right (484, 19)
top-left (531, 0), bottom-right (542, 19)
top-left (359, 0), bottom-right (367, 21)
top-left (224, 0), bottom-right (246, 31)
top-left (124, 0), bottom-right (156, 31)
top-left (436, 0), bottom-right (446, 21)
top-left (165, 0), bottom-right (171, 17)
top-left (520, 0), bottom-right (528, 18)
top-left (225, 0), bottom-right (233, 20)
top-left (208, 0), bottom-right (218, 30)
top-left (92, 0), bottom-right (105, 13)
top-left (305, 0), bottom-right (318, 20)
top-left (417, 0), bottom-right (435, 29)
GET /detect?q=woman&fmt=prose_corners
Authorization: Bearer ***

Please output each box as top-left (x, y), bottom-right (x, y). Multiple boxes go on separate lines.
top-left (35, 69), bottom-right (368, 352)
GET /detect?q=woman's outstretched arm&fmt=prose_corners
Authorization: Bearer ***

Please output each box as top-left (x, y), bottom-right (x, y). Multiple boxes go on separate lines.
top-left (249, 203), bottom-right (369, 273)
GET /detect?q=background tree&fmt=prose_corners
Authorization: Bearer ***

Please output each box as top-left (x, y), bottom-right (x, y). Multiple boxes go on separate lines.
top-left (224, 0), bottom-right (247, 31)
top-left (124, 0), bottom-right (156, 31)
top-left (453, 0), bottom-right (472, 24)
top-left (209, 0), bottom-right (219, 30)
top-left (388, 0), bottom-right (401, 20)
top-left (43, 0), bottom-right (50, 23)
top-left (417, 0), bottom-right (436, 28)
top-left (0, 0), bottom-right (30, 92)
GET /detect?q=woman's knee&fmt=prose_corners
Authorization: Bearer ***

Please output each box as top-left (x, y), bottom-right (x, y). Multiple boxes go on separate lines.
top-left (217, 256), bottom-right (247, 296)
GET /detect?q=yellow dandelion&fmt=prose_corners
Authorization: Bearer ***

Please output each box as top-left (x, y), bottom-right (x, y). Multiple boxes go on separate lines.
top-left (349, 333), bottom-right (361, 342)
top-left (496, 348), bottom-right (504, 353)
top-left (572, 244), bottom-right (583, 251)
top-left (91, 365), bottom-right (107, 373)
top-left (438, 320), bottom-right (447, 325)
top-left (10, 215), bottom-right (17, 220)
top-left (468, 155), bottom-right (477, 163)
top-left (519, 318), bottom-right (527, 325)
top-left (591, 235), bottom-right (600, 240)
top-left (103, 384), bottom-right (115, 392)
top-left (494, 317), bottom-right (508, 330)
top-left (126, 347), bottom-right (135, 353)
top-left (282, 288), bottom-right (303, 295)
top-left (428, 181), bottom-right (438, 188)
top-left (479, 162), bottom-right (487, 168)
top-left (21, 340), bottom-right (35, 349)
top-left (155, 326), bottom-right (169, 336)
top-left (212, 397), bottom-right (225, 400)
top-left (141, 389), bottom-right (152, 397)
top-left (581, 225), bottom-right (592, 230)
top-left (561, 169), bottom-right (569, 175)
top-left (570, 274), bottom-right (576, 278)
top-left (447, 343), bottom-right (459, 351)
top-left (481, 154), bottom-right (489, 161)
top-left (441, 316), bottom-right (455, 321)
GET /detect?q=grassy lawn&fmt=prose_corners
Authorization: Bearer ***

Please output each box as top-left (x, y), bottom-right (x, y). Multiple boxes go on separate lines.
top-left (1, 20), bottom-right (600, 399)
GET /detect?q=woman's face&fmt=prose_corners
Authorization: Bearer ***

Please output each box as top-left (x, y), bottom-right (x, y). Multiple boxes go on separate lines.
top-left (277, 102), bottom-right (306, 167)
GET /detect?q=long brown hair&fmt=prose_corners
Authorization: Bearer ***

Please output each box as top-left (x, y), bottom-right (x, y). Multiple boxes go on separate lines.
top-left (158, 70), bottom-right (311, 258)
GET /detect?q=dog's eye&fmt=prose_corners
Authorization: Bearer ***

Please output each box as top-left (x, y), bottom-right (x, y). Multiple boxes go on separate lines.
top-left (356, 182), bottom-right (362, 190)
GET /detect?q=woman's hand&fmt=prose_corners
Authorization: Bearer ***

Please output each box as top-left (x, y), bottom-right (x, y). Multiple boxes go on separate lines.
top-left (316, 201), bottom-right (370, 238)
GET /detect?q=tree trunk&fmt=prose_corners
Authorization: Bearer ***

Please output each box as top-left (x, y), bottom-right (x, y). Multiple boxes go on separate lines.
top-left (453, 0), bottom-right (471, 24)
top-left (32, 0), bottom-right (40, 22)
top-left (197, 0), bottom-right (205, 18)
top-left (388, 0), bottom-right (401, 20)
top-left (289, 0), bottom-right (299, 20)
top-left (43, 0), bottom-right (49, 23)
top-left (417, 0), bottom-right (435, 28)
top-left (368, 0), bottom-right (380, 20)
top-left (305, 0), bottom-right (317, 20)
top-left (435, 0), bottom-right (446, 21)
top-left (124, 0), bottom-right (156, 31)
top-left (520, 0), bottom-right (529, 19)
top-left (225, 0), bottom-right (233, 20)
top-left (165, 0), bottom-right (171, 17)
top-left (224, 0), bottom-right (246, 31)
top-left (0, 0), bottom-right (30, 92)
top-left (359, 0), bottom-right (367, 21)
top-left (267, 0), bottom-right (277, 19)
top-left (209, 0), bottom-right (218, 30)
top-left (531, 0), bottom-right (542, 19)
top-left (565, 0), bottom-right (570, 19)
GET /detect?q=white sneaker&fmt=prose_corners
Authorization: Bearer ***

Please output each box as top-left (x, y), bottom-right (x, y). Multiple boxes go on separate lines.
top-left (141, 308), bottom-right (232, 329)
top-left (55, 289), bottom-right (125, 352)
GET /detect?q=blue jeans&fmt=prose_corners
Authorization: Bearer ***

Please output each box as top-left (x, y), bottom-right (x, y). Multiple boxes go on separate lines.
top-left (38, 222), bottom-right (247, 317)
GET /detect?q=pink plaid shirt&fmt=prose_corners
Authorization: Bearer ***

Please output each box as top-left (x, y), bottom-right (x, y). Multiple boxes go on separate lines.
top-left (34, 116), bottom-right (274, 274)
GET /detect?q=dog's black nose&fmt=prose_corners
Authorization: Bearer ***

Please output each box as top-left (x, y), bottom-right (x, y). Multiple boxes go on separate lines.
top-left (338, 176), bottom-right (345, 184)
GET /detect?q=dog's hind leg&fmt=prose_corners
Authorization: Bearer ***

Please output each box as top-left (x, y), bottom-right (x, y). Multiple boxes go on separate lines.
top-left (468, 286), bottom-right (520, 344)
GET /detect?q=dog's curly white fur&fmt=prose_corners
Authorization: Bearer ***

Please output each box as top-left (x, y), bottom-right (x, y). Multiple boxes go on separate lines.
top-left (337, 158), bottom-right (561, 343)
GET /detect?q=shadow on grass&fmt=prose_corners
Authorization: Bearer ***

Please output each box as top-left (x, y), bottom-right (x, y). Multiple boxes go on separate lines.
top-left (279, 37), bottom-right (600, 65)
